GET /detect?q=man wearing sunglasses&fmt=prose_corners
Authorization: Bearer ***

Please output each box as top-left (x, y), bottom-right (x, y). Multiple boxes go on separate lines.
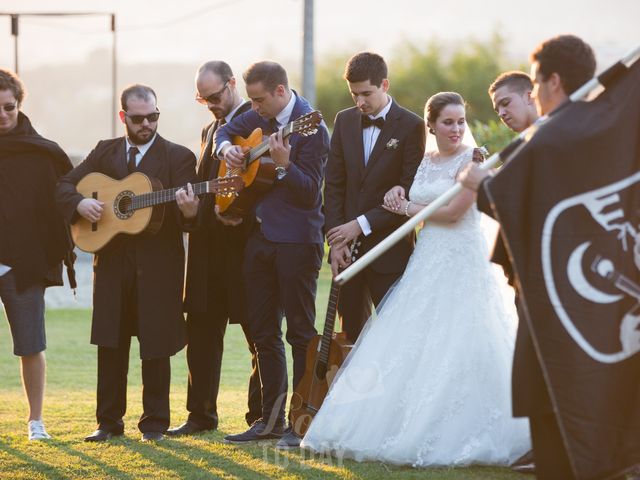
top-left (56, 84), bottom-right (199, 443)
top-left (167, 61), bottom-right (261, 437)
top-left (0, 68), bottom-right (74, 441)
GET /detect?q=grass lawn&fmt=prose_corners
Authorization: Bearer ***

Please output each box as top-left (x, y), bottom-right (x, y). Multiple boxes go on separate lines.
top-left (0, 265), bottom-right (523, 479)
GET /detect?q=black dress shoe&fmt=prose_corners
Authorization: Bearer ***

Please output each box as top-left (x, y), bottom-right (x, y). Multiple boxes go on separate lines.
top-left (223, 420), bottom-right (285, 444)
top-left (84, 429), bottom-right (122, 442)
top-left (275, 430), bottom-right (301, 449)
top-left (141, 431), bottom-right (164, 442)
top-left (166, 420), bottom-right (212, 437)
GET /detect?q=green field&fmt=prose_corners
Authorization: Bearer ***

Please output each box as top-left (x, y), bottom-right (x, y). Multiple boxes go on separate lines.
top-left (0, 266), bottom-right (523, 479)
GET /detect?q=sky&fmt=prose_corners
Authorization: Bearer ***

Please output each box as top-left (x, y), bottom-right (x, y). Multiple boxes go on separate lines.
top-left (1, 0), bottom-right (637, 71)
top-left (0, 0), bottom-right (638, 153)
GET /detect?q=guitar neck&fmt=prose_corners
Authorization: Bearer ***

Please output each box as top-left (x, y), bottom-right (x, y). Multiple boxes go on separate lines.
top-left (130, 181), bottom-right (211, 210)
top-left (317, 280), bottom-right (341, 366)
top-left (245, 124), bottom-right (294, 166)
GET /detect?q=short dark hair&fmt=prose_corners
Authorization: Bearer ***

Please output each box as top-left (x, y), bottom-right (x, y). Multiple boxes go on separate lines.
top-left (0, 68), bottom-right (26, 104)
top-left (243, 61), bottom-right (288, 92)
top-left (197, 60), bottom-right (233, 83)
top-left (530, 34), bottom-right (596, 96)
top-left (489, 71), bottom-right (533, 95)
top-left (425, 91), bottom-right (465, 126)
top-left (343, 52), bottom-right (387, 87)
top-left (120, 84), bottom-right (157, 111)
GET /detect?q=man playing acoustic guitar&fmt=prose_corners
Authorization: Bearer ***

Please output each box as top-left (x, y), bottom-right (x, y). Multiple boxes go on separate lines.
top-left (216, 61), bottom-right (330, 445)
top-left (56, 84), bottom-right (199, 443)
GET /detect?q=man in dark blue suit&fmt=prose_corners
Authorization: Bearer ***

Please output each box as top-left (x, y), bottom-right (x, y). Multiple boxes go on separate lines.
top-left (215, 61), bottom-right (330, 443)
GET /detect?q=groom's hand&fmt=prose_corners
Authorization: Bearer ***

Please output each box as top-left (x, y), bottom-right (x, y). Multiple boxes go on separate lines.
top-left (327, 220), bottom-right (362, 249)
top-left (330, 244), bottom-right (352, 277)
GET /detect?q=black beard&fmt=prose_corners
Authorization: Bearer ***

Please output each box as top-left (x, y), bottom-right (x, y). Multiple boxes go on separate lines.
top-left (126, 125), bottom-right (156, 145)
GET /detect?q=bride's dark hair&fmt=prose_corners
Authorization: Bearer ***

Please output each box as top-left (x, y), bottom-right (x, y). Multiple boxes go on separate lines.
top-left (424, 92), bottom-right (465, 134)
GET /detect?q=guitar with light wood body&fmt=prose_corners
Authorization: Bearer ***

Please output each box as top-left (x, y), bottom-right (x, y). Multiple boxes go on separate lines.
top-left (71, 172), bottom-right (242, 253)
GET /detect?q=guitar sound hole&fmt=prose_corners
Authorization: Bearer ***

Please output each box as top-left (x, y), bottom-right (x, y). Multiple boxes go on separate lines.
top-left (114, 191), bottom-right (135, 220)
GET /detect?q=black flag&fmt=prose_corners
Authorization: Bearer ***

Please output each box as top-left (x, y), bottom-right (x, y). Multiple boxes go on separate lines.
top-left (486, 59), bottom-right (640, 479)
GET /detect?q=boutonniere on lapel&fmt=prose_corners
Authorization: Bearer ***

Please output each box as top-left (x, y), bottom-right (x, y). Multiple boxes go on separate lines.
top-left (386, 138), bottom-right (400, 150)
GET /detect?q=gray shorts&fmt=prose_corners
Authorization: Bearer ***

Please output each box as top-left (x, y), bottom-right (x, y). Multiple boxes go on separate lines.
top-left (0, 270), bottom-right (46, 356)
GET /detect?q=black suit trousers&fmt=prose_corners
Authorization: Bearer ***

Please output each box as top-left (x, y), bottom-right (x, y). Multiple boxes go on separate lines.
top-left (338, 266), bottom-right (402, 342)
top-left (243, 227), bottom-right (322, 426)
top-left (185, 312), bottom-right (261, 428)
top-left (96, 245), bottom-right (171, 433)
top-left (184, 236), bottom-right (262, 428)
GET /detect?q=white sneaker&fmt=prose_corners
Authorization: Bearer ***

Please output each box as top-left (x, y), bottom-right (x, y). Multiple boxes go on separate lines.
top-left (28, 420), bottom-right (52, 440)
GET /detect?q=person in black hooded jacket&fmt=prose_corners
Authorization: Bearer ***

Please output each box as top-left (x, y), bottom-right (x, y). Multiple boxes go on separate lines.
top-left (0, 68), bottom-right (74, 441)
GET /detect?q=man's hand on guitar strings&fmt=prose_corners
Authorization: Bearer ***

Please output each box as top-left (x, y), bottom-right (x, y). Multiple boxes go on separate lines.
top-left (223, 145), bottom-right (249, 170)
top-left (77, 198), bottom-right (104, 223)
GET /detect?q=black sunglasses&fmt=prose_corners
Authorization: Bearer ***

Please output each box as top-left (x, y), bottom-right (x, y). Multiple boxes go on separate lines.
top-left (124, 111), bottom-right (160, 124)
top-left (195, 82), bottom-right (229, 105)
top-left (1, 104), bottom-right (17, 112)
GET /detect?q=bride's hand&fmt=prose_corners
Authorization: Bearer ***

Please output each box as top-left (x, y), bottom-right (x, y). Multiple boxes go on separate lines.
top-left (382, 197), bottom-right (409, 216)
top-left (383, 186), bottom-right (405, 210)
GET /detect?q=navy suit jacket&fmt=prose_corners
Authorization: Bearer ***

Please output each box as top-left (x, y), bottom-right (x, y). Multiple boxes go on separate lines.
top-left (214, 92), bottom-right (329, 244)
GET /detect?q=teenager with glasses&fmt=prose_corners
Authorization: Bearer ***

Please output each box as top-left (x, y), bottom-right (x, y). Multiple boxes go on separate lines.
top-left (0, 68), bottom-right (75, 440)
top-left (56, 84), bottom-right (200, 443)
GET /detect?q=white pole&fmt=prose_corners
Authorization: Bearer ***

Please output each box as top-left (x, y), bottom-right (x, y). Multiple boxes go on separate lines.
top-left (335, 44), bottom-right (640, 286)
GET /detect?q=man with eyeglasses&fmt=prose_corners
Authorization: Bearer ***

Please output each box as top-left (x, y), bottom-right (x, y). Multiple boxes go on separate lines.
top-left (56, 84), bottom-right (199, 443)
top-left (0, 68), bottom-right (75, 441)
top-left (166, 61), bottom-right (261, 437)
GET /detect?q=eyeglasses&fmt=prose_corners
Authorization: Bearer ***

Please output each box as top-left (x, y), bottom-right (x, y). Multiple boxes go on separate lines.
top-left (195, 82), bottom-right (229, 105)
top-left (124, 111), bottom-right (160, 124)
top-left (0, 104), bottom-right (17, 113)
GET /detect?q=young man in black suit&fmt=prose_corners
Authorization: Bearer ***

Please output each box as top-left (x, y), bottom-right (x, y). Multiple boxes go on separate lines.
top-left (167, 61), bottom-right (261, 437)
top-left (324, 52), bottom-right (425, 342)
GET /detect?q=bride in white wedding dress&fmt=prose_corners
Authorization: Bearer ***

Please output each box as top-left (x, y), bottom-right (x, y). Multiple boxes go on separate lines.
top-left (301, 92), bottom-right (531, 467)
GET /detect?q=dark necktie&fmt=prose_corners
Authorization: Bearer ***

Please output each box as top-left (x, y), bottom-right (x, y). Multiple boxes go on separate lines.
top-left (127, 146), bottom-right (139, 173)
top-left (269, 117), bottom-right (280, 134)
top-left (361, 115), bottom-right (385, 130)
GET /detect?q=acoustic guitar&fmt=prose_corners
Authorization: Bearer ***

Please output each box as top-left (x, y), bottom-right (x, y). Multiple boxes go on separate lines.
top-left (71, 172), bottom-right (242, 253)
top-left (216, 110), bottom-right (322, 217)
top-left (288, 241), bottom-right (359, 437)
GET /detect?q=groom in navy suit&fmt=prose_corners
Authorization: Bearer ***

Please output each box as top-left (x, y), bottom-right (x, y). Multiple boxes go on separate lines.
top-left (215, 61), bottom-right (330, 443)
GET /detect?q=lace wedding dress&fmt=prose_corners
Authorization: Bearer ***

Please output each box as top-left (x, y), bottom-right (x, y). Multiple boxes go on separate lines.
top-left (301, 147), bottom-right (531, 466)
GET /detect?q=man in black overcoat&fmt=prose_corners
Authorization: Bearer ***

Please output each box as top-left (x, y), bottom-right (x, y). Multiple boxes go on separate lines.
top-left (167, 61), bottom-right (261, 436)
top-left (56, 84), bottom-right (199, 442)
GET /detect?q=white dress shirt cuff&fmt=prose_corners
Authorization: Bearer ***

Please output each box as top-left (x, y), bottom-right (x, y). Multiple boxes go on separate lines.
top-left (216, 140), bottom-right (231, 157)
top-left (357, 215), bottom-right (372, 236)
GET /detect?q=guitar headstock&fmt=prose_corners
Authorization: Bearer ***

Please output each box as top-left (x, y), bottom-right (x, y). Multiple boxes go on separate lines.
top-left (350, 239), bottom-right (361, 262)
top-left (287, 110), bottom-right (322, 137)
top-left (210, 175), bottom-right (244, 197)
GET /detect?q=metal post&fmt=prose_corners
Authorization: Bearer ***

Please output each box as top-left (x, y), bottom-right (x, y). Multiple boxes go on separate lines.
top-left (301, 0), bottom-right (315, 105)
top-left (111, 13), bottom-right (117, 138)
top-left (10, 14), bottom-right (19, 73)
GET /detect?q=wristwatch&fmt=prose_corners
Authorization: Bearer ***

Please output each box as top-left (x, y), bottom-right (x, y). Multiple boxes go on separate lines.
top-left (275, 165), bottom-right (288, 180)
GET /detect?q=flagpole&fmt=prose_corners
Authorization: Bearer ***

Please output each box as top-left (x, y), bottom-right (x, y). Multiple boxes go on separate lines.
top-left (335, 44), bottom-right (640, 286)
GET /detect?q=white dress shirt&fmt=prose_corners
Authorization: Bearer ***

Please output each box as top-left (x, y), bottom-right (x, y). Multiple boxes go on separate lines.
top-left (126, 134), bottom-right (157, 167)
top-left (357, 97), bottom-right (393, 236)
